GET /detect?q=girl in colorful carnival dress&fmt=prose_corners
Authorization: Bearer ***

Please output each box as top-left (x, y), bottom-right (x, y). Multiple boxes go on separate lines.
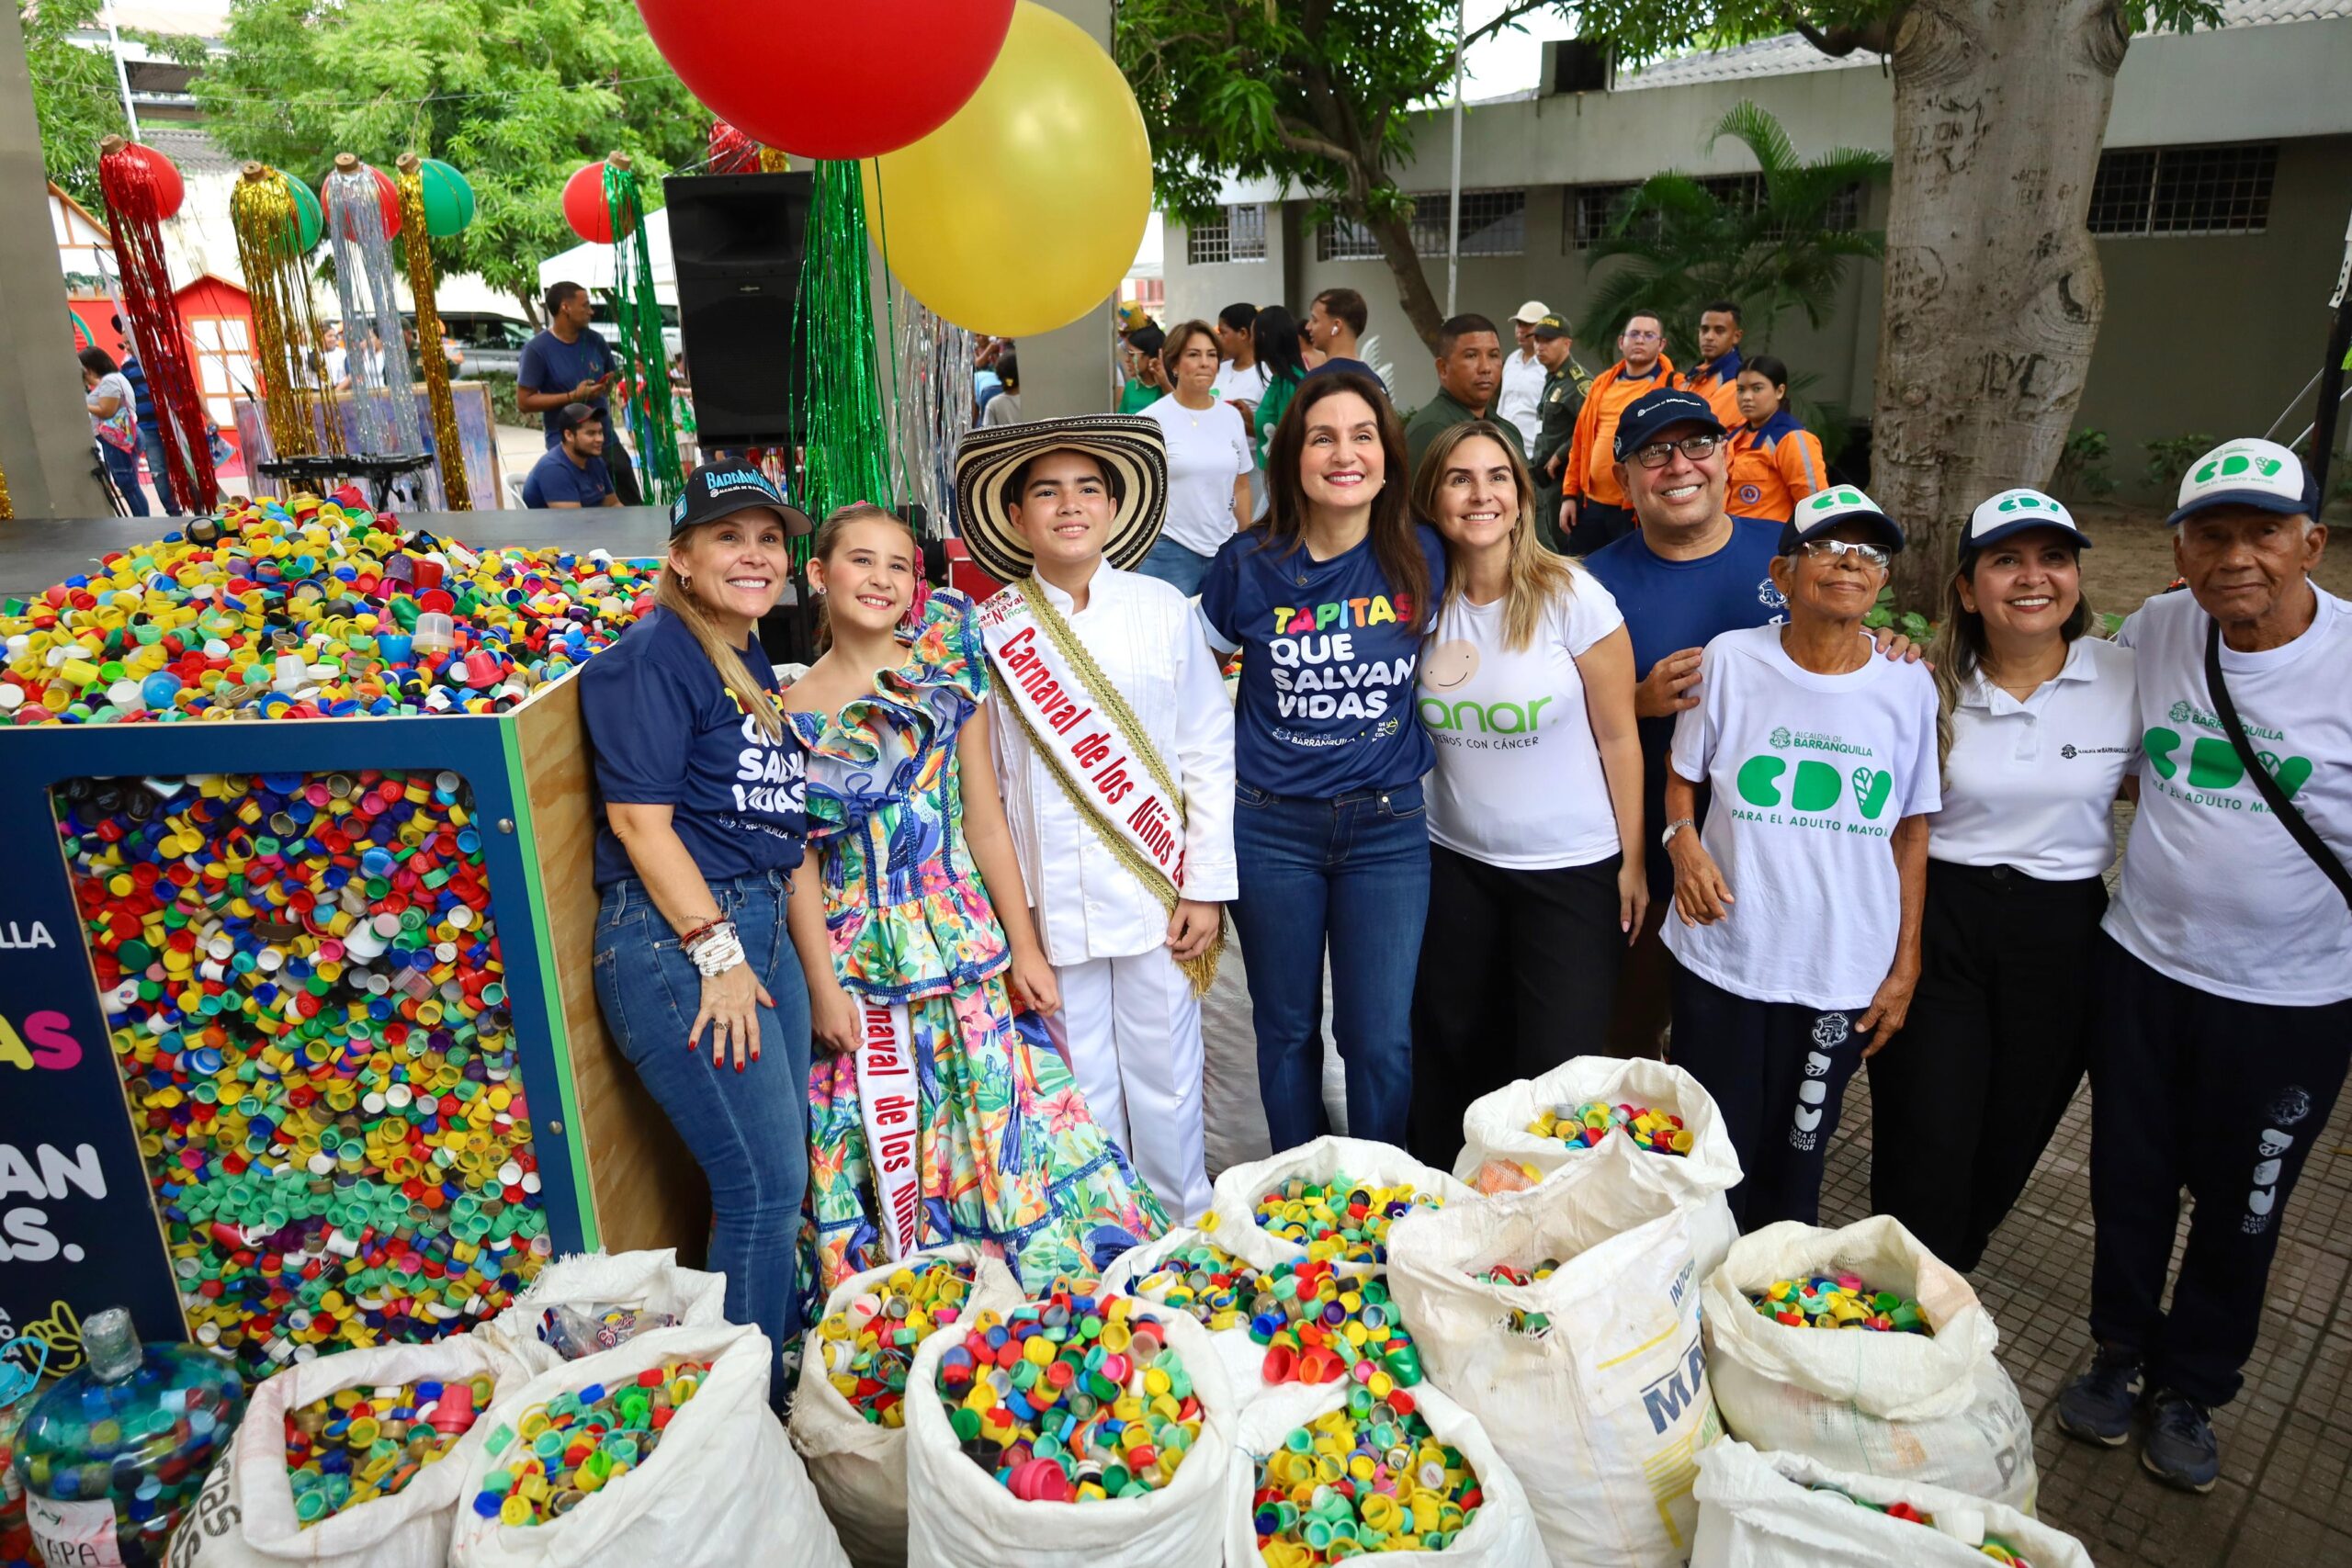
top-left (784, 502), bottom-right (1168, 1299)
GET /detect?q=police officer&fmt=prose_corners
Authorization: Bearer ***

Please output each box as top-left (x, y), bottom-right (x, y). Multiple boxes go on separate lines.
top-left (1531, 314), bottom-right (1589, 554)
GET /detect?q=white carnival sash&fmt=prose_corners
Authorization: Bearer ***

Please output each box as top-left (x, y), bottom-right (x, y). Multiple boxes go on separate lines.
top-left (854, 998), bottom-right (924, 1260)
top-left (976, 576), bottom-right (1220, 991)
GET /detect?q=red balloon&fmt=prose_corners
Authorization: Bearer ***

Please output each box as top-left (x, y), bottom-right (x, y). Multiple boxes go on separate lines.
top-left (639, 0), bottom-right (1015, 161)
top-left (122, 143), bottom-right (185, 220)
top-left (320, 164), bottom-right (401, 241)
top-left (562, 162), bottom-right (614, 244)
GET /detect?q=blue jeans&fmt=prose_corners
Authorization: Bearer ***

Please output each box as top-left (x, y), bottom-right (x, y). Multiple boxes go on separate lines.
top-left (592, 869), bottom-right (812, 1401)
top-left (98, 441), bottom-right (149, 516)
top-left (139, 427), bottom-right (186, 515)
top-left (1230, 780), bottom-right (1430, 1149)
top-left (1136, 536), bottom-right (1215, 596)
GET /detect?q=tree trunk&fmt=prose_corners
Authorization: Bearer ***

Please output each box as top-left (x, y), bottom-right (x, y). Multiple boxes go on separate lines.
top-left (1365, 207), bottom-right (1448, 355)
top-left (514, 287), bottom-right (541, 330)
top-left (1872, 0), bottom-right (2130, 612)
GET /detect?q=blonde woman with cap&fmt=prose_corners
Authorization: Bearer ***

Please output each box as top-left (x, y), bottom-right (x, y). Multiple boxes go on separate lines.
top-left (1869, 489), bottom-right (2135, 1273)
top-left (578, 461), bottom-right (820, 1404)
top-left (956, 414), bottom-right (1236, 1223)
top-left (1662, 486), bottom-right (1939, 1229)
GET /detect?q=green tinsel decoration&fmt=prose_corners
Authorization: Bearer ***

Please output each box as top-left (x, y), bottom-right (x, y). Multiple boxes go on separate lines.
top-left (602, 156), bottom-right (685, 505)
top-left (794, 159), bottom-right (901, 543)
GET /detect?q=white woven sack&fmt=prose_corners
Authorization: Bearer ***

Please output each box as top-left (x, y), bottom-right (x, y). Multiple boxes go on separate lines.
top-left (1096, 1228), bottom-right (1271, 1404)
top-left (1453, 1055), bottom-right (1743, 1277)
top-left (1219, 1379), bottom-right (1552, 1566)
top-left (900, 1307), bottom-right (1237, 1568)
top-left (1692, 1440), bottom-right (2095, 1568)
top-left (447, 1322), bottom-right (847, 1568)
top-left (1387, 1146), bottom-right (1722, 1568)
top-left (478, 1248), bottom-right (729, 1378)
top-left (169, 1337), bottom-right (519, 1568)
top-left (1203, 1136), bottom-right (1475, 1276)
top-left (1702, 1217), bottom-right (2037, 1513)
top-left (788, 1245), bottom-right (1023, 1568)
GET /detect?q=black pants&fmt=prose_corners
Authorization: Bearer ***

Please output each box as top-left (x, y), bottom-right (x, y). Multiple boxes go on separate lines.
top-left (2087, 934), bottom-right (2352, 1406)
top-left (605, 430), bottom-right (643, 505)
top-left (1407, 845), bottom-right (1626, 1165)
top-left (1568, 501), bottom-right (1637, 557)
top-left (1867, 861), bottom-right (2105, 1270)
top-left (1668, 961), bottom-right (1870, 1230)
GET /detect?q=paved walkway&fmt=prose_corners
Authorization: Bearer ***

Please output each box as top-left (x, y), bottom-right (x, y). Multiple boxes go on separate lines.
top-left (1196, 954), bottom-right (2352, 1564)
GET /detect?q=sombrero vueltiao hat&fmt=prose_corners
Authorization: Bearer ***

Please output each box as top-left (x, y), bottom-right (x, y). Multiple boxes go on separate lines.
top-left (953, 415), bottom-right (1168, 585)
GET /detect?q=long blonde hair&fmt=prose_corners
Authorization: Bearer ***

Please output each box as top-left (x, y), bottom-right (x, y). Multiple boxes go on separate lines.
top-left (1411, 419), bottom-right (1577, 650)
top-left (809, 502), bottom-right (922, 655)
top-left (658, 528), bottom-right (785, 742)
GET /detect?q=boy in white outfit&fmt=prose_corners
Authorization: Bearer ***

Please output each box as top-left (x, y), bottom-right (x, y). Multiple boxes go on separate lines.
top-left (957, 414), bottom-right (1236, 1223)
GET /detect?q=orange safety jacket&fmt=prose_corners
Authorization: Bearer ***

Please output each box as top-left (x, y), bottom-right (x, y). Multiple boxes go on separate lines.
top-left (1563, 354), bottom-right (1676, 510)
top-left (1725, 410), bottom-right (1828, 524)
top-left (1678, 348), bottom-right (1746, 431)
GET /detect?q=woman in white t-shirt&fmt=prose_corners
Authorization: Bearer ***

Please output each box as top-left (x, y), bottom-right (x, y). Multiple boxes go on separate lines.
top-left (1404, 421), bottom-right (1644, 1163)
top-left (1869, 489), bottom-right (2136, 1270)
top-left (1138, 319), bottom-right (1254, 595)
top-left (1663, 487), bottom-right (1939, 1228)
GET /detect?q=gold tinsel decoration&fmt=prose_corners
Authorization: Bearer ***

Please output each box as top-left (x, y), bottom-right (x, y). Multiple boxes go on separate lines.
top-left (758, 146), bottom-right (791, 174)
top-left (231, 164), bottom-right (343, 459)
top-left (0, 457), bottom-right (13, 521)
top-left (396, 153), bottom-right (470, 510)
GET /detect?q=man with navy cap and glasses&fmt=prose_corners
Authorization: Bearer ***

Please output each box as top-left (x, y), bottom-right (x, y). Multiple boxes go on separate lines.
top-left (2057, 437), bottom-right (2347, 1495)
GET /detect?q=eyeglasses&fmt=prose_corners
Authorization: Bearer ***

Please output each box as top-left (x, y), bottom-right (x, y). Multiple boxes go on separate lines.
top-left (1798, 537), bottom-right (1892, 569)
top-left (1630, 434), bottom-right (1722, 469)
top-left (1623, 330), bottom-right (1662, 343)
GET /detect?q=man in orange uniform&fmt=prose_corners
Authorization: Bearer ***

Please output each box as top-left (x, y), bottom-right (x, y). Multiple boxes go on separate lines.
top-left (1678, 299), bottom-right (1747, 428)
top-left (1560, 309), bottom-right (1675, 556)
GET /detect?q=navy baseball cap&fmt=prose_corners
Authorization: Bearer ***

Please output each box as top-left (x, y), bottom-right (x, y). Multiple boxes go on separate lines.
top-left (670, 461), bottom-right (812, 538)
top-left (1966, 488), bottom-right (2090, 552)
top-left (2165, 437), bottom-right (2319, 525)
top-left (1611, 388), bottom-right (1724, 461)
top-left (1779, 484), bottom-right (1905, 556)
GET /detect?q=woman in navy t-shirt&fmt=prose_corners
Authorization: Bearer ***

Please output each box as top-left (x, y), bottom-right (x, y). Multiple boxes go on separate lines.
top-left (577, 465), bottom-right (828, 1406)
top-left (1198, 368), bottom-right (1443, 1148)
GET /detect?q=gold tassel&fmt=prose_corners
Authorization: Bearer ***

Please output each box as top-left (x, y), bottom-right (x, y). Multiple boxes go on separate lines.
top-left (0, 456), bottom-right (13, 520)
top-left (758, 146), bottom-right (791, 174)
top-left (231, 164), bottom-right (343, 459)
top-left (397, 153), bottom-right (470, 510)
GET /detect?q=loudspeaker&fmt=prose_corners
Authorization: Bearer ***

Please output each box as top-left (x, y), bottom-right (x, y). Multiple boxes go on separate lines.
top-left (665, 171), bottom-right (812, 446)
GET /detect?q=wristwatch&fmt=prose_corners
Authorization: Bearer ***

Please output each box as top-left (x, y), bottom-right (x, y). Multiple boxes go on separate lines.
top-left (1660, 818), bottom-right (1696, 850)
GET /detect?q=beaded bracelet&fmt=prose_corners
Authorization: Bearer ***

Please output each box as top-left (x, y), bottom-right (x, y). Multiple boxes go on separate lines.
top-left (684, 920), bottom-right (746, 977)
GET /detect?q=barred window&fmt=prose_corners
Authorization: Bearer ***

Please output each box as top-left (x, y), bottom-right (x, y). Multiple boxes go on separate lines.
top-left (1186, 203), bottom-right (1268, 265)
top-left (2087, 143), bottom-right (2276, 237)
top-left (1571, 175), bottom-right (1862, 251)
top-left (1317, 188), bottom-right (1526, 262)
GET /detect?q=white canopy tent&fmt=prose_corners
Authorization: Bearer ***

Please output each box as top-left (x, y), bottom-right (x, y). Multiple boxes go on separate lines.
top-left (537, 207), bottom-right (677, 304)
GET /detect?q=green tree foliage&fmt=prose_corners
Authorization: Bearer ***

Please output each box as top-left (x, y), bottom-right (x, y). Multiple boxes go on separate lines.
top-left (175, 0), bottom-right (706, 310)
top-left (1117, 0), bottom-right (1575, 351)
top-left (1570, 0), bottom-right (2215, 58)
top-left (1580, 101), bottom-right (1888, 363)
top-left (21, 0), bottom-right (130, 209)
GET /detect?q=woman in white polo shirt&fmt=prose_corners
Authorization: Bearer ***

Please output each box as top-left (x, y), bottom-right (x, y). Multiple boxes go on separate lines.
top-left (1137, 319), bottom-right (1254, 594)
top-left (1869, 490), bottom-right (2136, 1270)
top-left (1405, 421), bottom-right (1644, 1162)
top-left (1664, 488), bottom-right (1939, 1228)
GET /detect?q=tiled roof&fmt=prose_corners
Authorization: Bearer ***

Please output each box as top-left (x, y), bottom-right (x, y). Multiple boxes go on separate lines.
top-left (138, 125), bottom-right (239, 175)
top-left (1618, 0), bottom-right (2352, 92)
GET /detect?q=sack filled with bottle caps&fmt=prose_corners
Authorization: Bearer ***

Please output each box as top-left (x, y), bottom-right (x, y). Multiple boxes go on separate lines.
top-left (446, 1321), bottom-right (847, 1568)
top-left (1220, 1374), bottom-right (1550, 1566)
top-left (1098, 1230), bottom-right (1272, 1402)
top-left (1453, 1055), bottom-right (1744, 1277)
top-left (1200, 1137), bottom-right (1475, 1278)
top-left (1386, 1153), bottom-right (1719, 1568)
top-left (1702, 1218), bottom-right (2037, 1514)
top-left (478, 1249), bottom-right (729, 1380)
top-left (1691, 1439), bottom-right (2093, 1568)
top-left (171, 1337), bottom-right (518, 1568)
top-left (899, 1287), bottom-right (1239, 1568)
top-left (789, 1245), bottom-right (1023, 1567)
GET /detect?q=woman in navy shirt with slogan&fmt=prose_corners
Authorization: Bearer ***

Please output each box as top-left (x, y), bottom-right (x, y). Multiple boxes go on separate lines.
top-left (579, 462), bottom-right (829, 1404)
top-left (1198, 369), bottom-right (1443, 1148)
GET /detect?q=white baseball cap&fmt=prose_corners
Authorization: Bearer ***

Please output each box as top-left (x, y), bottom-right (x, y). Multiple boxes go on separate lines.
top-left (1966, 488), bottom-right (2089, 551)
top-left (2166, 437), bottom-right (2318, 525)
top-left (1509, 299), bottom-right (1552, 324)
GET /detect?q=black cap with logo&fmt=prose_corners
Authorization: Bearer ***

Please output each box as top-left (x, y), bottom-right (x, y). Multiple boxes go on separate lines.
top-left (669, 461), bottom-right (813, 539)
top-left (1532, 313), bottom-right (1574, 341)
top-left (1611, 388), bottom-right (1724, 461)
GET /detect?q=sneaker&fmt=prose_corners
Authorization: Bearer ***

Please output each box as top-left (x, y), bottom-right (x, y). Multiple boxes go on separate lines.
top-left (2055, 1343), bottom-right (2143, 1446)
top-left (2143, 1389), bottom-right (2220, 1493)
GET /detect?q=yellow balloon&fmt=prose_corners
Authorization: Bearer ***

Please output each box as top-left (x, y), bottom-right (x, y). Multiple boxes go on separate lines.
top-left (864, 1), bottom-right (1150, 340)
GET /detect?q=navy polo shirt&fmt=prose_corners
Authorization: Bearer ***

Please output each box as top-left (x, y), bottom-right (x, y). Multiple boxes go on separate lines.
top-left (522, 446), bottom-right (613, 508)
top-left (517, 328), bottom-right (617, 445)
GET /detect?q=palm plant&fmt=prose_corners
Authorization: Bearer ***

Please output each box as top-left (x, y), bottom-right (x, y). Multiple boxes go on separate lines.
top-left (1582, 101), bottom-right (1891, 366)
